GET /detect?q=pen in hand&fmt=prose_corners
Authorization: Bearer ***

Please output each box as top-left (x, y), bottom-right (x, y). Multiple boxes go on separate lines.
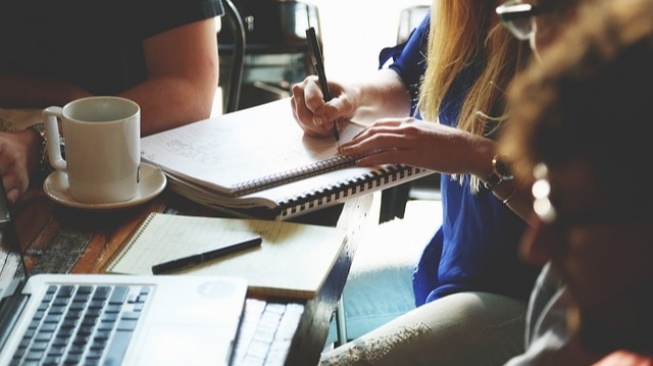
top-left (306, 26), bottom-right (340, 141)
top-left (151, 236), bottom-right (262, 274)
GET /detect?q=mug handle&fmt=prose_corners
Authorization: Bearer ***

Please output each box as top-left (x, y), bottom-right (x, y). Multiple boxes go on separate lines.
top-left (43, 106), bottom-right (66, 171)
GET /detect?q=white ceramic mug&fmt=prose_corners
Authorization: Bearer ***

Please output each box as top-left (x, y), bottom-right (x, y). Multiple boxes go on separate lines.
top-left (43, 96), bottom-right (141, 204)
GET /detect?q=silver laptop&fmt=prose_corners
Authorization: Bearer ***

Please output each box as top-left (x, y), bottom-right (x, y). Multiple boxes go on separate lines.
top-left (0, 182), bottom-right (248, 366)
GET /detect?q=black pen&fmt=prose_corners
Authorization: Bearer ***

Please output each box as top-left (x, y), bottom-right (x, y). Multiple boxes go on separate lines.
top-left (151, 236), bottom-right (262, 274)
top-left (306, 26), bottom-right (340, 141)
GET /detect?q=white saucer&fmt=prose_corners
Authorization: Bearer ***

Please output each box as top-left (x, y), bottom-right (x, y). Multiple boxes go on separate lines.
top-left (43, 163), bottom-right (167, 210)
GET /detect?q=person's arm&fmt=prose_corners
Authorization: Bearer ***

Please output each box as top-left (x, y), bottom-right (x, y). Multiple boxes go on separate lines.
top-left (347, 69), bottom-right (413, 124)
top-left (591, 351), bottom-right (652, 366)
top-left (291, 12), bottom-right (428, 138)
top-left (0, 17), bottom-right (218, 136)
top-left (120, 18), bottom-right (218, 136)
top-left (290, 68), bottom-right (411, 137)
top-left (0, 75), bottom-right (92, 108)
top-left (337, 118), bottom-right (535, 221)
top-left (0, 129), bottom-right (41, 204)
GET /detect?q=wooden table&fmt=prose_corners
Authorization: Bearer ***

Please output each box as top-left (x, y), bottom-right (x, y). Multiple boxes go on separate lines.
top-left (1, 186), bottom-right (375, 366)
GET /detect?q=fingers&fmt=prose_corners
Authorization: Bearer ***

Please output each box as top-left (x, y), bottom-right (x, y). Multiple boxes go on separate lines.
top-left (318, 96), bottom-right (355, 125)
top-left (0, 134), bottom-right (32, 205)
top-left (5, 187), bottom-right (19, 205)
top-left (336, 118), bottom-right (425, 167)
top-left (339, 131), bottom-right (409, 156)
top-left (339, 119), bottom-right (417, 150)
top-left (291, 78), bottom-right (332, 137)
top-left (0, 157), bottom-right (30, 206)
top-left (353, 149), bottom-right (410, 167)
top-left (290, 76), bottom-right (352, 138)
top-left (1, 173), bottom-right (25, 205)
top-left (302, 79), bottom-right (327, 114)
top-left (291, 96), bottom-right (335, 138)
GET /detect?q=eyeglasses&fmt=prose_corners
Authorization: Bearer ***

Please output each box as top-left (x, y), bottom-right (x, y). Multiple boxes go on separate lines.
top-left (532, 163), bottom-right (652, 230)
top-left (496, 0), bottom-right (552, 41)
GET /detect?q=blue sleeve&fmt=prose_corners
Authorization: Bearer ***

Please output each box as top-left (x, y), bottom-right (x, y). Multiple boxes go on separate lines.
top-left (378, 13), bottom-right (430, 114)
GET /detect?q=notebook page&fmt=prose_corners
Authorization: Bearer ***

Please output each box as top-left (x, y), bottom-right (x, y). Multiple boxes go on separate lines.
top-left (141, 99), bottom-right (364, 196)
top-left (107, 213), bottom-right (347, 299)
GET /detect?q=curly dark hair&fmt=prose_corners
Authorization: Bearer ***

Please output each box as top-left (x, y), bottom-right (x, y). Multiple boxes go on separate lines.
top-left (502, 0), bottom-right (653, 200)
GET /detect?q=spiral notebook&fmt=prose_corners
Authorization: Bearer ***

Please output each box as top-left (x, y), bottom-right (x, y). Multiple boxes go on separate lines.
top-left (141, 99), bottom-right (433, 219)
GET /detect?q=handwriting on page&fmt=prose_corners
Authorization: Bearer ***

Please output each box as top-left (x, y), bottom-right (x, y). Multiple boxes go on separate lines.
top-left (148, 117), bottom-right (362, 166)
top-left (140, 99), bottom-right (365, 191)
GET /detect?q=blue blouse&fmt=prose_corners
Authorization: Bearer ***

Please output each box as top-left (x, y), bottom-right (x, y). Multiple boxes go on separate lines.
top-left (381, 14), bottom-right (538, 306)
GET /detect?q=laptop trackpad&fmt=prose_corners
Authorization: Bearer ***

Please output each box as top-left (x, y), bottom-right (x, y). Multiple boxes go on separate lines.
top-left (137, 325), bottom-right (233, 365)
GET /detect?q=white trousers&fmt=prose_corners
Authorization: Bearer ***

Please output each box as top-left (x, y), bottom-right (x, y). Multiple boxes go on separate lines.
top-left (321, 291), bottom-right (528, 366)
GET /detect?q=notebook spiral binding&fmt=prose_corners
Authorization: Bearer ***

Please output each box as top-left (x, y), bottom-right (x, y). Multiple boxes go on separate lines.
top-left (277, 164), bottom-right (427, 218)
top-left (233, 155), bottom-right (357, 197)
top-left (161, 163), bottom-right (432, 220)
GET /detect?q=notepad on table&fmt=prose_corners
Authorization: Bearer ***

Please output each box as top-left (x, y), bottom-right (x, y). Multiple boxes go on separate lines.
top-left (105, 212), bottom-right (347, 299)
top-left (140, 98), bottom-right (433, 220)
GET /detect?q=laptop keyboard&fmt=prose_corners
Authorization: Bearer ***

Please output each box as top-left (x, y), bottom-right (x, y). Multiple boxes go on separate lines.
top-left (11, 283), bottom-right (152, 366)
top-left (233, 299), bottom-right (304, 366)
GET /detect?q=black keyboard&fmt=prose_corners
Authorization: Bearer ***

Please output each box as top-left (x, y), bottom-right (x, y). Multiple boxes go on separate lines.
top-left (11, 283), bottom-right (151, 366)
top-left (233, 299), bottom-right (304, 366)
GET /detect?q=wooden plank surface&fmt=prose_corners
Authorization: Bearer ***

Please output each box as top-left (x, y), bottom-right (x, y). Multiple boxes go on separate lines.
top-left (1, 185), bottom-right (374, 365)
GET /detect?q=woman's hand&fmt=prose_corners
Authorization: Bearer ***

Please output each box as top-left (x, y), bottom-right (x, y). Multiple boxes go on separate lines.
top-left (337, 118), bottom-right (492, 176)
top-left (290, 75), bottom-right (360, 138)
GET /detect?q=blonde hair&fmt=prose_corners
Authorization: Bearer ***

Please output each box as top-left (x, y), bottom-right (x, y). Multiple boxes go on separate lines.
top-left (418, 0), bottom-right (529, 191)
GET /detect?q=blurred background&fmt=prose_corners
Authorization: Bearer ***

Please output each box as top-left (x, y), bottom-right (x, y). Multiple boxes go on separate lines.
top-left (217, 0), bottom-right (431, 111)
top-left (216, 0), bottom-right (437, 222)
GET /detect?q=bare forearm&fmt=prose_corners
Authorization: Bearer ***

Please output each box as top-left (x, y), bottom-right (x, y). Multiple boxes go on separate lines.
top-left (119, 77), bottom-right (216, 136)
top-left (350, 68), bottom-right (412, 124)
top-left (131, 18), bottom-right (219, 136)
